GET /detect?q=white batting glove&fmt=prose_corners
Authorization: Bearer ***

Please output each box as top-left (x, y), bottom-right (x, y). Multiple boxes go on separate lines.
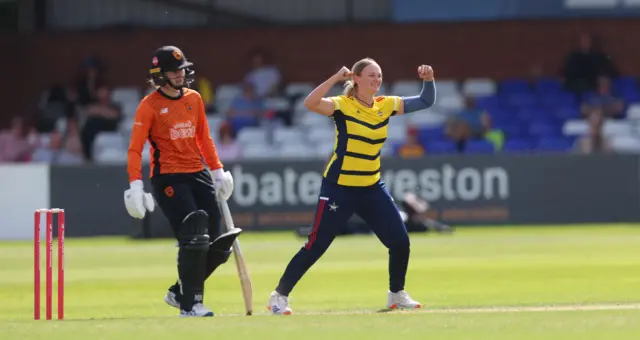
top-left (124, 180), bottom-right (155, 219)
top-left (211, 168), bottom-right (234, 201)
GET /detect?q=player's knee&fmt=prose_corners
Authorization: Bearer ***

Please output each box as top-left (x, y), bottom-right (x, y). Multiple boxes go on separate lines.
top-left (390, 233), bottom-right (410, 253)
top-left (179, 210), bottom-right (210, 251)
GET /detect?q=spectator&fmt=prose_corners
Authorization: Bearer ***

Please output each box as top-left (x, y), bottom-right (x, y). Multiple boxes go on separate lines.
top-left (396, 127), bottom-right (425, 158)
top-left (480, 114), bottom-right (505, 151)
top-left (36, 83), bottom-right (78, 133)
top-left (445, 96), bottom-right (485, 152)
top-left (243, 49), bottom-right (282, 98)
top-left (561, 33), bottom-right (616, 95)
top-left (80, 85), bottom-right (122, 161)
top-left (580, 76), bottom-right (625, 119)
top-left (226, 82), bottom-right (266, 119)
top-left (31, 121), bottom-right (84, 165)
top-left (216, 122), bottom-right (242, 161)
top-left (75, 56), bottom-right (106, 106)
top-left (0, 116), bottom-right (36, 163)
top-left (575, 110), bottom-right (612, 154)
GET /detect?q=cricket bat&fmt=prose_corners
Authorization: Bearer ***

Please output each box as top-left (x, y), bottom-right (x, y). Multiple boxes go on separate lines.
top-left (217, 194), bottom-right (253, 316)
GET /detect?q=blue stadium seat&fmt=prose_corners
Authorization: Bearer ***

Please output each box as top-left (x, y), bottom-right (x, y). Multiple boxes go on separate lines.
top-left (553, 106), bottom-right (580, 120)
top-left (536, 137), bottom-right (574, 152)
top-left (529, 122), bottom-right (561, 138)
top-left (475, 96), bottom-right (500, 110)
top-left (503, 139), bottom-right (534, 152)
top-left (500, 78), bottom-right (532, 94)
top-left (506, 93), bottom-right (537, 107)
top-left (538, 93), bottom-right (576, 107)
top-left (534, 77), bottom-right (562, 94)
top-left (499, 124), bottom-right (529, 139)
top-left (228, 116), bottom-right (260, 132)
top-left (465, 140), bottom-right (495, 154)
top-left (613, 76), bottom-right (638, 93)
top-left (427, 141), bottom-right (457, 154)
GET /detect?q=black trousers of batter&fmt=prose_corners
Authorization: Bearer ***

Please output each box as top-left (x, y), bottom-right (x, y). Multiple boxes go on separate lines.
top-left (151, 169), bottom-right (222, 240)
top-left (276, 179), bottom-right (411, 296)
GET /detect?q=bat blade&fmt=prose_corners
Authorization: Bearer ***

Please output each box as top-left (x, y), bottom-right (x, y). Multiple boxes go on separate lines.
top-left (232, 240), bottom-right (253, 315)
top-left (217, 193), bottom-right (253, 316)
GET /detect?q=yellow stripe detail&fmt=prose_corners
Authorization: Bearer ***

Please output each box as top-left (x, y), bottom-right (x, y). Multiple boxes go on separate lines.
top-left (346, 139), bottom-right (383, 156)
top-left (337, 173), bottom-right (381, 186)
top-left (341, 156), bottom-right (380, 172)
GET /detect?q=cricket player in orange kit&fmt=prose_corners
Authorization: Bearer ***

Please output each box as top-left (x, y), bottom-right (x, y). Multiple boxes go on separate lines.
top-left (124, 45), bottom-right (241, 317)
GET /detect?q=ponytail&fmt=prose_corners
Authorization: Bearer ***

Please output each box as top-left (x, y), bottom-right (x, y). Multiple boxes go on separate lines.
top-left (343, 79), bottom-right (357, 97)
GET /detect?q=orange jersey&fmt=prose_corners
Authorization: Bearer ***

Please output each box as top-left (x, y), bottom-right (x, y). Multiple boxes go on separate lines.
top-left (127, 88), bottom-right (223, 183)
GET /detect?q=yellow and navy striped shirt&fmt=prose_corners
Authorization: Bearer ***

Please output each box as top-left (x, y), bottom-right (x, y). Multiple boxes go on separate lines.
top-left (323, 95), bottom-right (401, 187)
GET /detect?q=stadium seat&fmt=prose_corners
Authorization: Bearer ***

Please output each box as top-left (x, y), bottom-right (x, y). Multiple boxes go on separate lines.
top-left (426, 141), bottom-right (457, 154)
top-left (273, 127), bottom-right (304, 145)
top-left (563, 119), bottom-right (588, 136)
top-left (215, 84), bottom-right (242, 112)
top-left (534, 77), bottom-right (563, 94)
top-left (284, 82), bottom-right (315, 97)
top-left (436, 94), bottom-right (465, 112)
top-left (95, 148), bottom-right (127, 164)
top-left (316, 141), bottom-right (335, 158)
top-left (237, 127), bottom-right (268, 145)
top-left (387, 124), bottom-right (406, 144)
top-left (602, 120), bottom-right (633, 136)
top-left (297, 111), bottom-right (331, 127)
top-left (465, 140), bottom-right (495, 154)
top-left (241, 143), bottom-right (277, 159)
top-left (389, 80), bottom-right (420, 97)
top-left (610, 135), bottom-right (640, 153)
top-left (500, 78), bottom-right (532, 94)
top-left (536, 137), bottom-right (574, 152)
top-left (278, 143), bottom-right (316, 159)
top-left (626, 103), bottom-right (640, 119)
top-left (432, 79), bottom-right (459, 96)
top-left (93, 132), bottom-right (126, 156)
top-left (503, 139), bottom-right (533, 152)
top-left (461, 78), bottom-right (497, 97)
top-left (405, 110), bottom-right (447, 127)
top-left (308, 128), bottom-right (335, 144)
top-left (111, 87), bottom-right (141, 107)
top-left (264, 97), bottom-right (291, 111)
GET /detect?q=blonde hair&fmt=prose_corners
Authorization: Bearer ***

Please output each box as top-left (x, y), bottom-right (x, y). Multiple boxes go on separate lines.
top-left (343, 57), bottom-right (378, 97)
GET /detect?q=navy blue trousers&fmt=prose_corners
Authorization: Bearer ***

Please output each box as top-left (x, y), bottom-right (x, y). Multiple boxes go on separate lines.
top-left (276, 179), bottom-right (411, 295)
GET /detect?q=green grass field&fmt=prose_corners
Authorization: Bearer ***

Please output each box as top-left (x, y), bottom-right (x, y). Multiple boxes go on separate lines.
top-left (1, 225), bottom-right (639, 339)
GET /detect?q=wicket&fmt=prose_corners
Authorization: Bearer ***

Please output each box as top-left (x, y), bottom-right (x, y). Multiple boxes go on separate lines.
top-left (34, 208), bottom-right (65, 320)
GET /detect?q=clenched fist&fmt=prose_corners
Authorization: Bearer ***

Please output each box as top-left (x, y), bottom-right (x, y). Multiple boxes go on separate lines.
top-left (417, 65), bottom-right (434, 81)
top-left (333, 66), bottom-right (353, 82)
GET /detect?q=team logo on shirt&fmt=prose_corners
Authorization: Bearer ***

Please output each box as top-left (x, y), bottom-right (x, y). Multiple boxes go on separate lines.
top-left (164, 186), bottom-right (174, 197)
top-left (170, 121), bottom-right (196, 140)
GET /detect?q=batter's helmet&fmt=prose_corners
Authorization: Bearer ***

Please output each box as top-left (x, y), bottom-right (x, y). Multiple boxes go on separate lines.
top-left (149, 46), bottom-right (195, 89)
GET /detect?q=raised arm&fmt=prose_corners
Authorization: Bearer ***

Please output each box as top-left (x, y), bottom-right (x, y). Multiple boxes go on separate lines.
top-left (304, 66), bottom-right (352, 116)
top-left (397, 65), bottom-right (436, 115)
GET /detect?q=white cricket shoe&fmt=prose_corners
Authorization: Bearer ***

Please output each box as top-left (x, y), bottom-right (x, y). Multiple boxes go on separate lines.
top-left (180, 303), bottom-right (214, 317)
top-left (164, 291), bottom-right (180, 309)
top-left (267, 291), bottom-right (293, 315)
top-left (387, 290), bottom-right (422, 309)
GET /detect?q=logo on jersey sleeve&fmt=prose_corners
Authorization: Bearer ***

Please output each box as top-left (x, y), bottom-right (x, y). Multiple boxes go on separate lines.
top-left (170, 121), bottom-right (196, 140)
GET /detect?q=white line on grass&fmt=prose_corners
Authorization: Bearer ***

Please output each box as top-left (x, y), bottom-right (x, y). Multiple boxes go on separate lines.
top-left (223, 303), bottom-right (640, 317)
